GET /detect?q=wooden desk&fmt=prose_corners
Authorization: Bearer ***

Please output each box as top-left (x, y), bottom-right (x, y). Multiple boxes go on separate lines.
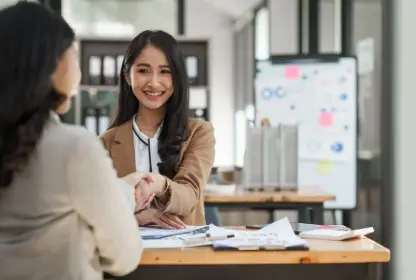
top-left (117, 236), bottom-right (390, 280)
top-left (204, 187), bottom-right (335, 224)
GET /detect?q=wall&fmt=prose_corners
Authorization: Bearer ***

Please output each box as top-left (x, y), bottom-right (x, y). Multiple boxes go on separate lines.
top-left (63, 0), bottom-right (177, 36)
top-left (186, 0), bottom-right (235, 167)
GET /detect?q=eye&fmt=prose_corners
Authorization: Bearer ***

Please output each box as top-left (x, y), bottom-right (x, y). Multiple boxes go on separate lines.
top-left (161, 69), bottom-right (171, 74)
top-left (137, 68), bottom-right (149, 73)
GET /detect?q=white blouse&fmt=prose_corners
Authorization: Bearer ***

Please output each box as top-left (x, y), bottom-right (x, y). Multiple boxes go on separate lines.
top-left (132, 115), bottom-right (162, 173)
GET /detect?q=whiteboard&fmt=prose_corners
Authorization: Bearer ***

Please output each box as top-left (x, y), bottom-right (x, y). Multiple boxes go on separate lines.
top-left (255, 56), bottom-right (357, 209)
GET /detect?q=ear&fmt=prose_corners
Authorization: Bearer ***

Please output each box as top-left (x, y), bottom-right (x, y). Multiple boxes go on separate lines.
top-left (124, 72), bottom-right (131, 86)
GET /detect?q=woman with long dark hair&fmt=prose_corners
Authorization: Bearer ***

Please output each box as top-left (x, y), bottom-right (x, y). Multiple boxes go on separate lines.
top-left (100, 30), bottom-right (215, 228)
top-left (0, 3), bottom-right (153, 279)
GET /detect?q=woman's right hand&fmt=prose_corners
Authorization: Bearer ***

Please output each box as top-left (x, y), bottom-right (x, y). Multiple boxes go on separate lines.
top-left (121, 172), bottom-right (154, 210)
top-left (135, 208), bottom-right (187, 229)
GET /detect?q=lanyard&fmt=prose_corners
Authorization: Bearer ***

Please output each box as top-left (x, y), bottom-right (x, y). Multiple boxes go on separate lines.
top-left (132, 124), bottom-right (153, 172)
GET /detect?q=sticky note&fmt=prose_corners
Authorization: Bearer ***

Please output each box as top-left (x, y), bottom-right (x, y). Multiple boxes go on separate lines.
top-left (285, 66), bottom-right (300, 79)
top-left (319, 112), bottom-right (333, 126)
top-left (317, 161), bottom-right (333, 174)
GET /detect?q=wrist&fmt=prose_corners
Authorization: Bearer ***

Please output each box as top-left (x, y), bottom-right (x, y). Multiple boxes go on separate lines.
top-left (155, 174), bottom-right (168, 196)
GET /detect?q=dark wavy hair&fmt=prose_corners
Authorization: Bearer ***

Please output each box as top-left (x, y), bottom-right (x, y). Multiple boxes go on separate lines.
top-left (109, 30), bottom-right (189, 179)
top-left (0, 2), bottom-right (75, 187)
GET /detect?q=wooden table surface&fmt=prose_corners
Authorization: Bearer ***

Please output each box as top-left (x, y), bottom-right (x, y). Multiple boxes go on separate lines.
top-left (140, 232), bottom-right (390, 265)
top-left (204, 187), bottom-right (335, 203)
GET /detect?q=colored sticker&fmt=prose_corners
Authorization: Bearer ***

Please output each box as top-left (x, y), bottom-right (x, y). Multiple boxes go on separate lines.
top-left (285, 66), bottom-right (300, 79)
top-left (319, 112), bottom-right (333, 126)
top-left (317, 161), bottom-right (333, 174)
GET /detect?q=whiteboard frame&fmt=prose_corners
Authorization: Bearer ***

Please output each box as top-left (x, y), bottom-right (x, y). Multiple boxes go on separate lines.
top-left (254, 54), bottom-right (359, 210)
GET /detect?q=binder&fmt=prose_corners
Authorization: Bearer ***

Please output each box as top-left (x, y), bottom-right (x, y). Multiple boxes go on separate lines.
top-left (186, 56), bottom-right (198, 85)
top-left (98, 107), bottom-right (110, 135)
top-left (103, 55), bottom-right (116, 85)
top-left (84, 107), bottom-right (97, 135)
top-left (262, 127), bottom-right (280, 190)
top-left (242, 124), bottom-right (299, 191)
top-left (243, 127), bottom-right (263, 189)
top-left (88, 55), bottom-right (102, 85)
top-left (279, 125), bottom-right (298, 190)
top-left (116, 55), bottom-right (124, 84)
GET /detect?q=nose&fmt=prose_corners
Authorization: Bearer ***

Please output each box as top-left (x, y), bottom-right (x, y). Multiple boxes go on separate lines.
top-left (148, 73), bottom-right (161, 88)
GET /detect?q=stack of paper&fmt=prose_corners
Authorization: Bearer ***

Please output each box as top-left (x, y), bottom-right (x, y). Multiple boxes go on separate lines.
top-left (140, 225), bottom-right (209, 239)
top-left (140, 218), bottom-right (308, 251)
top-left (211, 217), bottom-right (308, 250)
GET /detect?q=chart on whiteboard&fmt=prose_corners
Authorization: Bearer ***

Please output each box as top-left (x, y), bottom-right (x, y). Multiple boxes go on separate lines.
top-left (255, 57), bottom-right (357, 209)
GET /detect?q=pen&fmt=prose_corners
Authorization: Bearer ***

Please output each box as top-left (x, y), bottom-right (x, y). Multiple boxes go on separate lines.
top-left (183, 234), bottom-right (235, 245)
top-left (205, 234), bottom-right (235, 241)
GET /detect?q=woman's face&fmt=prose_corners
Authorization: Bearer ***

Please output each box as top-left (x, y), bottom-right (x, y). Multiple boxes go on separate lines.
top-left (126, 45), bottom-right (174, 111)
top-left (52, 44), bottom-right (81, 114)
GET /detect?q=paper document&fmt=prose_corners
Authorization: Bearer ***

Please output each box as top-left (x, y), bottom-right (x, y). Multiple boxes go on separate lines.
top-left (139, 225), bottom-right (209, 239)
top-left (143, 238), bottom-right (212, 249)
top-left (213, 217), bottom-right (308, 250)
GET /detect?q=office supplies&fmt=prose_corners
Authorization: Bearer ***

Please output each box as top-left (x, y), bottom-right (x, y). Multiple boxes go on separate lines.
top-left (212, 217), bottom-right (308, 251)
top-left (116, 55), bottom-right (124, 84)
top-left (84, 107), bottom-right (97, 135)
top-left (98, 107), bottom-right (110, 135)
top-left (243, 127), bottom-right (263, 189)
top-left (243, 124), bottom-right (299, 190)
top-left (279, 125), bottom-right (298, 190)
top-left (186, 56), bottom-right (198, 80)
top-left (300, 227), bottom-right (374, 241)
top-left (255, 56), bottom-right (358, 210)
top-left (88, 55), bottom-right (101, 85)
top-left (139, 225), bottom-right (209, 240)
top-left (246, 222), bottom-right (350, 234)
top-left (183, 234), bottom-right (235, 245)
top-left (262, 127), bottom-right (280, 189)
top-left (103, 55), bottom-right (116, 85)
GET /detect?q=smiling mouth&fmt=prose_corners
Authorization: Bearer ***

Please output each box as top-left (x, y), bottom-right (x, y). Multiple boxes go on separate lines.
top-left (144, 91), bottom-right (164, 97)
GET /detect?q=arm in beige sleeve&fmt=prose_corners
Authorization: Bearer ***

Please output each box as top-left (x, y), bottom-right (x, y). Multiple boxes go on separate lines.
top-left (67, 133), bottom-right (142, 276)
top-left (154, 122), bottom-right (216, 216)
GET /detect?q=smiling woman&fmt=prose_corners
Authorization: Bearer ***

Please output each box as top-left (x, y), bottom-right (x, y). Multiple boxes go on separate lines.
top-left (100, 30), bottom-right (216, 228)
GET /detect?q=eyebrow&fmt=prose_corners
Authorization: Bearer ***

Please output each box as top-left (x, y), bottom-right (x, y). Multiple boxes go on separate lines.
top-left (135, 63), bottom-right (170, 68)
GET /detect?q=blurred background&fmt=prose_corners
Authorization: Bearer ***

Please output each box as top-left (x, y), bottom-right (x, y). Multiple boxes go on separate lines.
top-left (1, 0), bottom-right (414, 280)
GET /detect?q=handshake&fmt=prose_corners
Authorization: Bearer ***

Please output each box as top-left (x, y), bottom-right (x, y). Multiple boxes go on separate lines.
top-left (121, 171), bottom-right (187, 229)
top-left (121, 171), bottom-right (158, 211)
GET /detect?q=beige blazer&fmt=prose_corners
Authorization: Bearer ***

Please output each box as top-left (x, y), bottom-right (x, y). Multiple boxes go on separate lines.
top-left (0, 114), bottom-right (142, 280)
top-left (100, 118), bottom-right (216, 226)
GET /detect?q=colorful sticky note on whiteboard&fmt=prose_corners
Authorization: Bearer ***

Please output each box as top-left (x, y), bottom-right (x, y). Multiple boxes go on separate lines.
top-left (319, 112), bottom-right (333, 126)
top-left (317, 161), bottom-right (333, 174)
top-left (285, 66), bottom-right (300, 79)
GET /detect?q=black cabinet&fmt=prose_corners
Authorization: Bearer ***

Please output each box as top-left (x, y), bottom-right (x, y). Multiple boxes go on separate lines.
top-left (77, 38), bottom-right (210, 121)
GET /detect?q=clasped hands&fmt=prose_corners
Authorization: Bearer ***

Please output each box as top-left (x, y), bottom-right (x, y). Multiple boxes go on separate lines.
top-left (121, 172), bottom-right (186, 229)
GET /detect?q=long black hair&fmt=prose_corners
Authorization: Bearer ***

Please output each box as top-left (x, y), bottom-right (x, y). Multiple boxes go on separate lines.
top-left (110, 30), bottom-right (190, 179)
top-left (0, 2), bottom-right (75, 187)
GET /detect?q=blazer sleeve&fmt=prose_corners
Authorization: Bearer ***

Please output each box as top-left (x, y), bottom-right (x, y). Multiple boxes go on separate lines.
top-left (154, 122), bottom-right (215, 216)
top-left (66, 133), bottom-right (142, 276)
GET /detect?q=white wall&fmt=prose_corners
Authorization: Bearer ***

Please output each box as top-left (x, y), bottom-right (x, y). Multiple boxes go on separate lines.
top-left (186, 0), bottom-right (235, 167)
top-left (63, 0), bottom-right (177, 36)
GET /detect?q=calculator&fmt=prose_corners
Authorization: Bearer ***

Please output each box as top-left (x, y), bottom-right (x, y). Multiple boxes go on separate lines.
top-left (299, 227), bottom-right (374, 241)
